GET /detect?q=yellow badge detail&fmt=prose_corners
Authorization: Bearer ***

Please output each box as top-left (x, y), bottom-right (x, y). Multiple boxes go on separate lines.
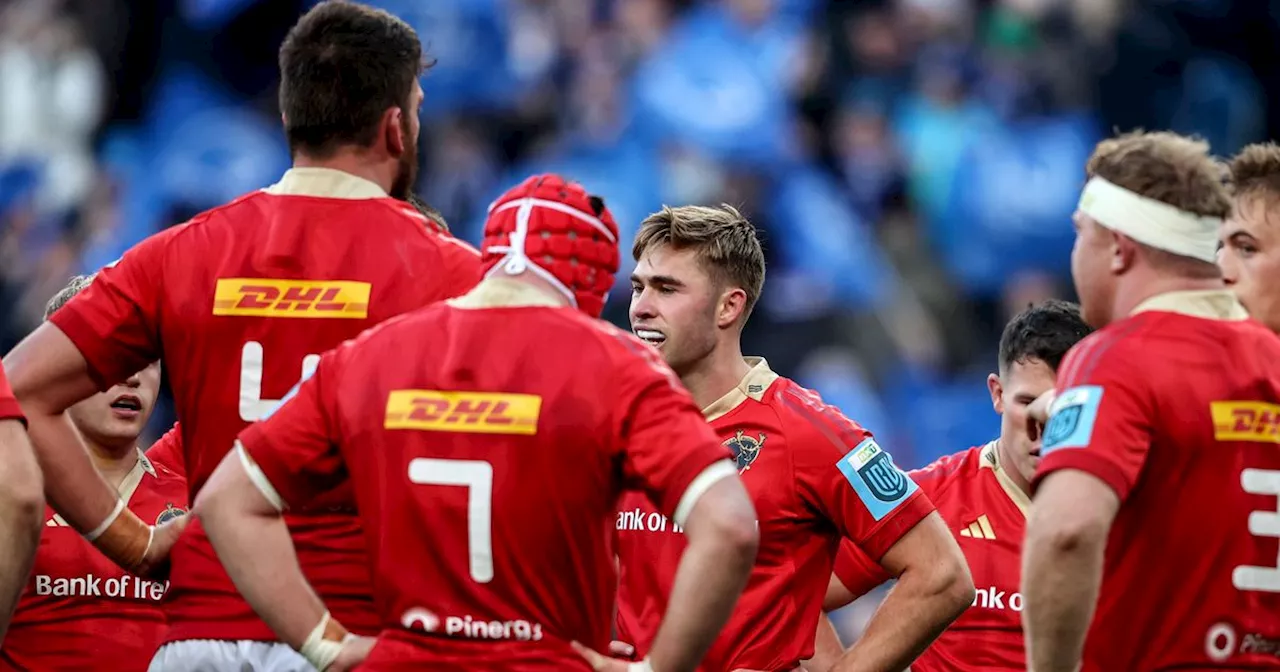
top-left (1211, 401), bottom-right (1280, 443)
top-left (213, 279), bottom-right (370, 318)
top-left (385, 390), bottom-right (541, 435)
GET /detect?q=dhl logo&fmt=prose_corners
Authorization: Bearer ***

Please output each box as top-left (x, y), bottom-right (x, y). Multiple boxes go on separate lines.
top-left (1211, 401), bottom-right (1280, 443)
top-left (213, 279), bottom-right (371, 318)
top-left (385, 390), bottom-right (541, 435)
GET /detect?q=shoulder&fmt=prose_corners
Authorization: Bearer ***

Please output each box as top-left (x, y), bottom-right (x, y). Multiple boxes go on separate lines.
top-left (1057, 316), bottom-right (1159, 388)
top-left (762, 377), bottom-right (875, 463)
top-left (910, 444), bottom-right (987, 500)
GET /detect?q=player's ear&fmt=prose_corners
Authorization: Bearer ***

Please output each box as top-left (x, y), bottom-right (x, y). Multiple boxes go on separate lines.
top-left (987, 373), bottom-right (1004, 414)
top-left (1111, 231), bottom-right (1135, 274)
top-left (717, 287), bottom-right (748, 329)
top-left (382, 105), bottom-right (406, 157)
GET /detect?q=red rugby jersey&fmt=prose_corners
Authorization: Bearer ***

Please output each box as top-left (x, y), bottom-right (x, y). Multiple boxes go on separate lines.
top-left (1033, 290), bottom-right (1280, 670)
top-left (1, 450), bottom-right (187, 671)
top-left (834, 442), bottom-right (1027, 670)
top-left (145, 423), bottom-right (184, 478)
top-left (238, 279), bottom-right (735, 670)
top-left (0, 367), bottom-right (24, 423)
top-left (615, 358), bottom-right (933, 672)
top-left (47, 168), bottom-right (482, 643)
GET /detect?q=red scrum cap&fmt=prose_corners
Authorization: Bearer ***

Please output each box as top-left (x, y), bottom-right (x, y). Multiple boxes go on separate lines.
top-left (481, 174), bottom-right (620, 317)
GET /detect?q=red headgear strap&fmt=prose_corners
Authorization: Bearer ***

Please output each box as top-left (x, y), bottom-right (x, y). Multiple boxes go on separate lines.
top-left (481, 175), bottom-right (620, 317)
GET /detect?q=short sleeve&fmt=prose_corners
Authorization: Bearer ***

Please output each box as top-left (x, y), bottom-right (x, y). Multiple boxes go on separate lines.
top-left (237, 348), bottom-right (347, 509)
top-left (1032, 339), bottom-right (1152, 502)
top-left (0, 367), bottom-right (25, 424)
top-left (787, 392), bottom-right (934, 561)
top-left (610, 332), bottom-right (734, 525)
top-left (146, 423), bottom-right (185, 479)
top-left (47, 228), bottom-right (175, 389)
top-left (833, 539), bottom-right (891, 597)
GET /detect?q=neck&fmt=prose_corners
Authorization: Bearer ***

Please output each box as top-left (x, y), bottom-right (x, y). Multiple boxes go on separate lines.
top-left (994, 439), bottom-right (1031, 496)
top-left (1111, 268), bottom-right (1223, 320)
top-left (491, 271), bottom-right (573, 307)
top-left (86, 438), bottom-right (138, 490)
top-left (679, 335), bottom-right (753, 411)
top-left (292, 151), bottom-right (394, 195)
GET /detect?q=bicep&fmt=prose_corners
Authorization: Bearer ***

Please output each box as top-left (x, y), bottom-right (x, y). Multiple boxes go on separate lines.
top-left (1028, 469), bottom-right (1119, 545)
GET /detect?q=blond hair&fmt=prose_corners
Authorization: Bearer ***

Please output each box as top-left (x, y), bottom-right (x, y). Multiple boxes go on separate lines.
top-left (633, 204), bottom-right (766, 318)
top-left (44, 274), bottom-right (95, 320)
top-left (1228, 142), bottom-right (1280, 208)
top-left (1084, 131), bottom-right (1229, 276)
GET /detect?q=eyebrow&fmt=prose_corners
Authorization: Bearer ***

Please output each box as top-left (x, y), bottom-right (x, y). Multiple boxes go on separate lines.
top-left (630, 274), bottom-right (685, 287)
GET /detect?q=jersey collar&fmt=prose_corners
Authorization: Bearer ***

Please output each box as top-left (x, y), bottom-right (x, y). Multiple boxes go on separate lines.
top-left (449, 277), bottom-right (565, 310)
top-left (116, 447), bottom-right (157, 505)
top-left (1130, 289), bottom-right (1248, 321)
top-left (263, 167), bottom-right (388, 200)
top-left (702, 357), bottom-right (779, 422)
top-left (980, 441), bottom-right (1030, 517)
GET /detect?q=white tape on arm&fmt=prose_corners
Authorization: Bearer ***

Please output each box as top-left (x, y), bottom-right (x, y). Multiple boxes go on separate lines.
top-left (672, 460), bottom-right (738, 528)
top-left (1077, 176), bottom-right (1222, 263)
top-left (299, 611), bottom-right (345, 671)
top-left (628, 658), bottom-right (655, 672)
top-left (236, 441), bottom-right (286, 511)
top-left (83, 499), bottom-right (125, 542)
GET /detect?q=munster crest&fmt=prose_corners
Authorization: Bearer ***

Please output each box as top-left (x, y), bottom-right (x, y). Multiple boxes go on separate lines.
top-left (156, 503), bottom-right (187, 526)
top-left (723, 430), bottom-right (767, 473)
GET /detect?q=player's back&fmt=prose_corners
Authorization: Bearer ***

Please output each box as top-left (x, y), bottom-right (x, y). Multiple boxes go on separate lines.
top-left (1062, 308), bottom-right (1280, 669)
top-left (321, 281), bottom-right (722, 671)
top-left (51, 169), bottom-right (481, 643)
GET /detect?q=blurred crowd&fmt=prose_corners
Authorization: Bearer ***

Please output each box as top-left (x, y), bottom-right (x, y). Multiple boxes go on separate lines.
top-left (1, 0), bottom-right (1277, 502)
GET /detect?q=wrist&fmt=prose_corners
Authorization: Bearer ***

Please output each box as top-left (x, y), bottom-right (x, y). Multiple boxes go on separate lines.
top-left (87, 502), bottom-right (152, 572)
top-left (299, 611), bottom-right (350, 671)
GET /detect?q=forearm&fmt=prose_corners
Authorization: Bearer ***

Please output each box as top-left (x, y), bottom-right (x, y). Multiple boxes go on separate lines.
top-left (0, 422), bottom-right (44, 641)
top-left (202, 506), bottom-right (327, 648)
top-left (27, 411), bottom-right (121, 532)
top-left (1021, 527), bottom-right (1103, 672)
top-left (648, 534), bottom-right (754, 672)
top-left (801, 613), bottom-right (845, 672)
top-left (833, 569), bottom-right (967, 672)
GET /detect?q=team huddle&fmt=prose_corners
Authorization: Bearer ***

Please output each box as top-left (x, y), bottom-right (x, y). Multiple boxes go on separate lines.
top-left (0, 2), bottom-right (1274, 671)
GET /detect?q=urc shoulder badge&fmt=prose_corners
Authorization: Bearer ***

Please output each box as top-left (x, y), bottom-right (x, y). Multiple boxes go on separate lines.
top-left (156, 503), bottom-right (187, 525)
top-left (723, 430), bottom-right (767, 473)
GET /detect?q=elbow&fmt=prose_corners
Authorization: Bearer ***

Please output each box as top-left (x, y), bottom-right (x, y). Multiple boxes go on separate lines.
top-left (1028, 509), bottom-right (1109, 559)
top-left (916, 538), bottom-right (975, 620)
top-left (2, 458), bottom-right (45, 534)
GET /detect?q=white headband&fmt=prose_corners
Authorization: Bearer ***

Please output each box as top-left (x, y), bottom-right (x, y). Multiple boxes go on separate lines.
top-left (483, 197), bottom-right (618, 307)
top-left (1077, 176), bottom-right (1222, 263)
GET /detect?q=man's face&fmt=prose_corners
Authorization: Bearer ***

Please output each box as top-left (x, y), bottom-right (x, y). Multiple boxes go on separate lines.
top-left (389, 79), bottom-right (423, 201)
top-left (1220, 196), bottom-right (1280, 333)
top-left (629, 244), bottom-right (720, 375)
top-left (66, 362), bottom-right (161, 451)
top-left (1070, 212), bottom-right (1118, 328)
top-left (989, 357), bottom-right (1058, 486)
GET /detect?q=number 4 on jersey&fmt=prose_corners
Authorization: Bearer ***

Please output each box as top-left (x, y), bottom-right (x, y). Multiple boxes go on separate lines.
top-left (239, 341), bottom-right (320, 422)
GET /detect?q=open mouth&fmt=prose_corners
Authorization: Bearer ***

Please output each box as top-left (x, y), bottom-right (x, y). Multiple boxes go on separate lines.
top-left (633, 328), bottom-right (667, 347)
top-left (1029, 449), bottom-right (1042, 458)
top-left (110, 395), bottom-right (142, 413)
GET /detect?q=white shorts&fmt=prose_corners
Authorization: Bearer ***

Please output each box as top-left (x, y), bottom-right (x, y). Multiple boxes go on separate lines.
top-left (148, 640), bottom-right (315, 672)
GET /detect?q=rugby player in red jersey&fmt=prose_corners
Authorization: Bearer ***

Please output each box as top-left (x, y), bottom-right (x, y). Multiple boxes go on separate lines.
top-left (1, 2), bottom-right (482, 669)
top-left (823, 300), bottom-right (1092, 671)
top-left (0, 344), bottom-right (41, 646)
top-left (1, 275), bottom-right (187, 672)
top-left (195, 174), bottom-right (759, 672)
top-left (613, 205), bottom-right (973, 672)
top-left (1024, 131), bottom-right (1280, 670)
top-left (1220, 142), bottom-right (1280, 334)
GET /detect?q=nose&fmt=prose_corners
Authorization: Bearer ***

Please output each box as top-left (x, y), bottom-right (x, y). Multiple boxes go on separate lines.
top-left (1217, 248), bottom-right (1237, 286)
top-left (123, 372), bottom-right (142, 388)
top-left (630, 287), bottom-right (657, 322)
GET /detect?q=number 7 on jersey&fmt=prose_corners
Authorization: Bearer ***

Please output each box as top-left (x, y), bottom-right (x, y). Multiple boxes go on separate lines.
top-left (409, 458), bottom-right (495, 583)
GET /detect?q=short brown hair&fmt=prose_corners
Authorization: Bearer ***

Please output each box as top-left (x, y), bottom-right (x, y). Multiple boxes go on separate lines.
top-left (1085, 130), bottom-right (1230, 219)
top-left (633, 204), bottom-right (766, 318)
top-left (1085, 131), bottom-right (1228, 277)
top-left (278, 0), bottom-right (426, 157)
top-left (45, 274), bottom-right (95, 320)
top-left (1229, 142), bottom-right (1280, 205)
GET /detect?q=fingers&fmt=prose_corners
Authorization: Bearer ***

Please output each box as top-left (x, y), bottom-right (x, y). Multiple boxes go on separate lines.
top-left (570, 641), bottom-right (609, 670)
top-left (608, 641), bottom-right (636, 658)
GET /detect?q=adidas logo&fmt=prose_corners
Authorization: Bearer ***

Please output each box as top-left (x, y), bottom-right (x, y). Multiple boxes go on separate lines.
top-left (45, 514), bottom-right (69, 528)
top-left (959, 514), bottom-right (996, 540)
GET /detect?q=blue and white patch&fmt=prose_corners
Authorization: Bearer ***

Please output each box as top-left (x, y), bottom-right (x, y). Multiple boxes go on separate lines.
top-left (1042, 385), bottom-right (1104, 453)
top-left (836, 438), bottom-right (919, 521)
